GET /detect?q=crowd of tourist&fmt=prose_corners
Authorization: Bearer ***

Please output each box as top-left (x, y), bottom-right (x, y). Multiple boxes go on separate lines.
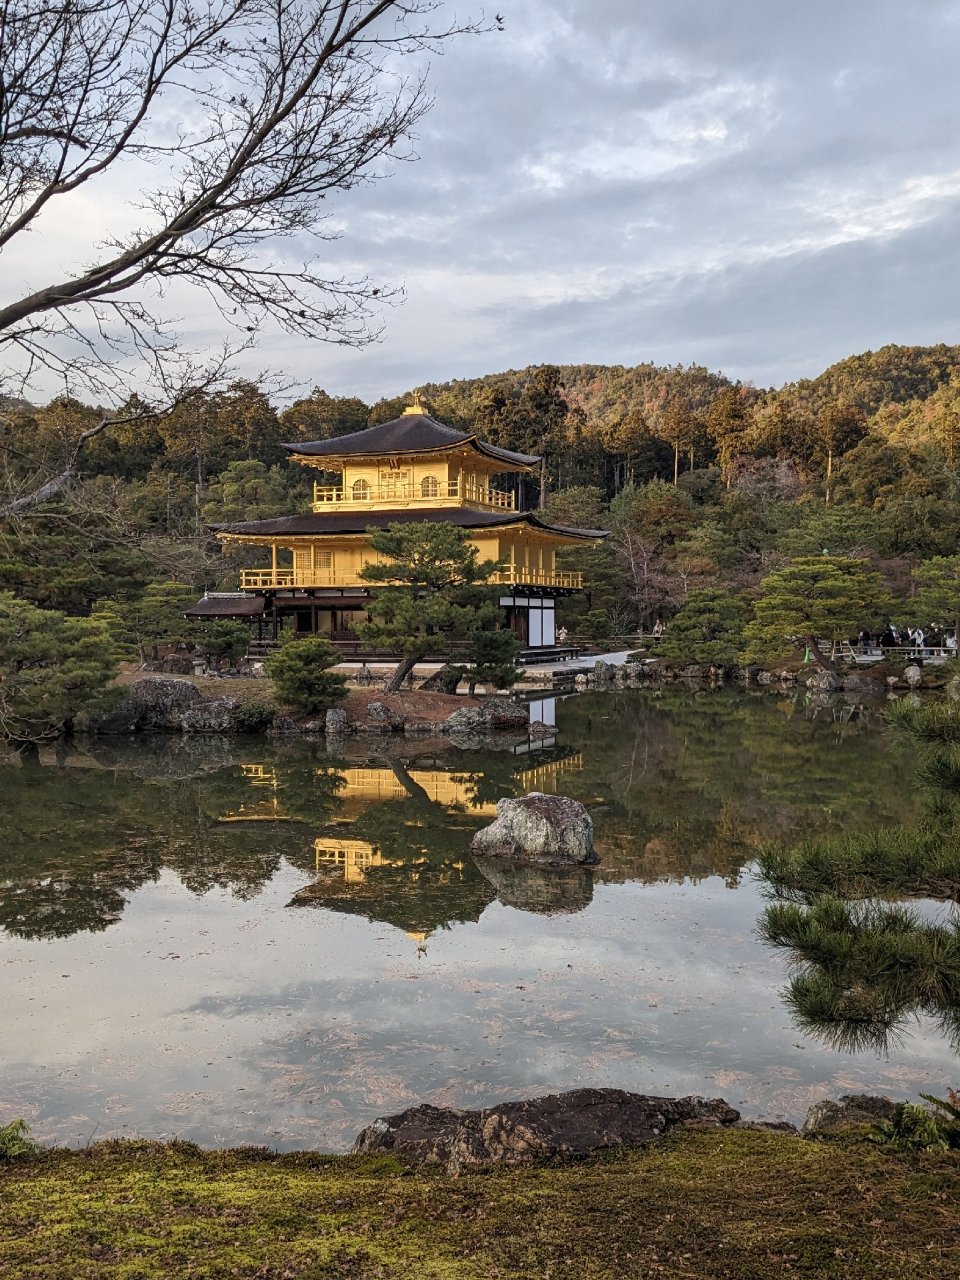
top-left (859, 625), bottom-right (958, 653)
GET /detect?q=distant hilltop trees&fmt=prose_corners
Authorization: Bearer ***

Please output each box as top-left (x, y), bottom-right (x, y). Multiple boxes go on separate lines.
top-left (6, 343), bottom-right (960, 650)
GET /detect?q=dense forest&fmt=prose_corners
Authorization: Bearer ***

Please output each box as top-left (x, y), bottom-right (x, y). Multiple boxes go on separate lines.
top-left (4, 342), bottom-right (960, 657)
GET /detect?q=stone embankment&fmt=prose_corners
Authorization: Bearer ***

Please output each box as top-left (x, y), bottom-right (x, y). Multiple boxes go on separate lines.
top-left (80, 677), bottom-right (532, 738)
top-left (352, 1087), bottom-right (901, 1175)
top-left (575, 657), bottom-right (958, 695)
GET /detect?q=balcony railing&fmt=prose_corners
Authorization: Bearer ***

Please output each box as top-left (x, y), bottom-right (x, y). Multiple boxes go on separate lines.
top-left (492, 569), bottom-right (583, 589)
top-left (239, 566), bottom-right (582, 590)
top-left (311, 479), bottom-right (515, 512)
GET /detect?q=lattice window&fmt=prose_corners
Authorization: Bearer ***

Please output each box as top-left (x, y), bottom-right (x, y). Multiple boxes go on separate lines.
top-left (317, 550), bottom-right (333, 570)
top-left (420, 474), bottom-right (440, 497)
top-left (352, 479), bottom-right (371, 500)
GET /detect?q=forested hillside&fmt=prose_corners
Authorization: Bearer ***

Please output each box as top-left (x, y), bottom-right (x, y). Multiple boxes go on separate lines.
top-left (4, 343), bottom-right (960, 663)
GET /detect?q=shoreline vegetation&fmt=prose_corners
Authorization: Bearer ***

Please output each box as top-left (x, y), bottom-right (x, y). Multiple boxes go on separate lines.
top-left (1, 1125), bottom-right (958, 1279)
top-left (52, 653), bottom-right (956, 746)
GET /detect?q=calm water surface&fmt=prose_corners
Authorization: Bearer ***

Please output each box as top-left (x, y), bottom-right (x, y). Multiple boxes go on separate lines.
top-left (1, 689), bottom-right (954, 1151)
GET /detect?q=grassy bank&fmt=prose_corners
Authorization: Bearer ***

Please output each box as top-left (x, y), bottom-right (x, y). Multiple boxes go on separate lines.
top-left (1, 1130), bottom-right (959, 1279)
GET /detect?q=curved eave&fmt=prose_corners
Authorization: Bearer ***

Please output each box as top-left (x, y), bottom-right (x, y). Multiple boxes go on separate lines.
top-left (284, 436), bottom-right (540, 474)
top-left (210, 509), bottom-right (607, 544)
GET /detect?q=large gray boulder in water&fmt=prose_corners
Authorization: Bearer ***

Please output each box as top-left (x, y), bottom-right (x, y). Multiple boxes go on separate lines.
top-left (470, 792), bottom-right (598, 865)
top-left (353, 1088), bottom-right (740, 1174)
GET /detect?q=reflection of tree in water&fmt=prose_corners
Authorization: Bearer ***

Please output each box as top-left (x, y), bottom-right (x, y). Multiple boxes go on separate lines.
top-left (552, 689), bottom-right (915, 887)
top-left (290, 758), bottom-right (497, 937)
top-left (0, 844), bottom-right (161, 939)
top-left (758, 700), bottom-right (960, 1056)
top-left (0, 742), bottom-right (346, 939)
top-left (0, 691), bottom-right (925, 942)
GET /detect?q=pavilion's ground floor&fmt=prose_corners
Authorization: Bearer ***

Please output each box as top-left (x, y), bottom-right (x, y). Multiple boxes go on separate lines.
top-left (185, 587), bottom-right (581, 664)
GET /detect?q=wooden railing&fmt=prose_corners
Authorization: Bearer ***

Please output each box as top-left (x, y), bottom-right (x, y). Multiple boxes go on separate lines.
top-left (241, 569), bottom-right (295, 588)
top-left (492, 569), bottom-right (583, 589)
top-left (311, 479), bottom-right (515, 511)
top-left (240, 566), bottom-right (582, 590)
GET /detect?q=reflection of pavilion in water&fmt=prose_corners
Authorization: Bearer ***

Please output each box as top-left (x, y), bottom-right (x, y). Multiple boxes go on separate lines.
top-left (221, 753), bottom-right (583, 829)
top-left (305, 754), bottom-right (586, 940)
top-left (219, 764), bottom-right (292, 822)
top-left (221, 752), bottom-right (585, 939)
top-left (328, 753), bottom-right (582, 818)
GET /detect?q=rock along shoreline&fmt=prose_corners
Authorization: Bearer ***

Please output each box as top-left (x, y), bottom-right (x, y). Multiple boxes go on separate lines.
top-left (78, 676), bottom-right (533, 740)
top-left (351, 1086), bottom-right (904, 1174)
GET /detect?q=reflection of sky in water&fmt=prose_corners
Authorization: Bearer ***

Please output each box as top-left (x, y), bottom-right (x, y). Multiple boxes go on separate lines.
top-left (0, 690), bottom-right (953, 1151)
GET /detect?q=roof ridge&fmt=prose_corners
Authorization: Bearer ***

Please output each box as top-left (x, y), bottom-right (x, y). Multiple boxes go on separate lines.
top-left (280, 410), bottom-right (540, 467)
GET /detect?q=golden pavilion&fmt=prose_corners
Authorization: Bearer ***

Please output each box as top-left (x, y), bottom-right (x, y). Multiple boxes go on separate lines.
top-left (190, 399), bottom-right (606, 657)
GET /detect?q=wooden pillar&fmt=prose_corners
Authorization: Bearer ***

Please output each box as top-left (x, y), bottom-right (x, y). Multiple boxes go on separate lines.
top-left (271, 542), bottom-right (277, 584)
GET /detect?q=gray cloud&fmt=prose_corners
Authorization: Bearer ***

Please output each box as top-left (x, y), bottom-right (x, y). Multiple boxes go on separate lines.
top-left (263, 0), bottom-right (960, 400)
top-left (12, 1), bottom-right (960, 402)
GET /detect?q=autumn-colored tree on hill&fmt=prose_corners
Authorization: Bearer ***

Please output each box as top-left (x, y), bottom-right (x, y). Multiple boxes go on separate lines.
top-left (707, 387), bottom-right (752, 484)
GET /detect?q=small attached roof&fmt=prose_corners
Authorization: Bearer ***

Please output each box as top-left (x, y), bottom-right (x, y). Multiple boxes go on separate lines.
top-left (184, 593), bottom-right (266, 618)
top-left (211, 507), bottom-right (608, 541)
top-left (284, 404), bottom-right (541, 471)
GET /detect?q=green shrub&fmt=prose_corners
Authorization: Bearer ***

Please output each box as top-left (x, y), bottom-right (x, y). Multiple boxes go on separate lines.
top-left (0, 1119), bottom-right (38, 1159)
top-left (264, 637), bottom-right (347, 714)
top-left (869, 1103), bottom-right (948, 1152)
top-left (228, 701), bottom-right (276, 733)
top-left (580, 609), bottom-right (613, 642)
top-left (198, 620), bottom-right (251, 667)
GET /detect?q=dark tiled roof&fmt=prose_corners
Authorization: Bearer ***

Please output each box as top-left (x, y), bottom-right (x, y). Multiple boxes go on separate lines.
top-left (184, 594), bottom-right (266, 618)
top-left (283, 412), bottom-right (540, 469)
top-left (211, 508), bottom-right (608, 541)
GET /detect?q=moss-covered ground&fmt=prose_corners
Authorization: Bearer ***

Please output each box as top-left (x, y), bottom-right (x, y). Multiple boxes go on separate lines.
top-left (1, 1130), bottom-right (959, 1279)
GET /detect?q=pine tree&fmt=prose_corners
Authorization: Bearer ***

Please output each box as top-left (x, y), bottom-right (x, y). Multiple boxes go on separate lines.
top-left (659, 589), bottom-right (748, 666)
top-left (0, 594), bottom-right (117, 742)
top-left (359, 522), bottom-right (505, 691)
top-left (742, 555), bottom-right (892, 671)
top-left (911, 557), bottom-right (960, 644)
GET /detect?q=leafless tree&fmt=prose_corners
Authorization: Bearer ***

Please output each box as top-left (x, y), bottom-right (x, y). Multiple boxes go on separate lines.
top-left (612, 524), bottom-right (680, 632)
top-left (0, 0), bottom-right (490, 514)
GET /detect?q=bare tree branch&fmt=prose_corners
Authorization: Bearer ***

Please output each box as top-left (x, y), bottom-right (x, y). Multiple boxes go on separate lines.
top-left (0, 0), bottom-right (491, 501)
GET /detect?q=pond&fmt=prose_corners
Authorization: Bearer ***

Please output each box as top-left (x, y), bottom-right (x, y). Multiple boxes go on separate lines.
top-left (0, 688), bottom-right (955, 1151)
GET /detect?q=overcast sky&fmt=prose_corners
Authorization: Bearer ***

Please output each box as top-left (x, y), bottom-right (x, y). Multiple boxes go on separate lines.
top-left (265, 0), bottom-right (960, 402)
top-left (12, 0), bottom-right (960, 405)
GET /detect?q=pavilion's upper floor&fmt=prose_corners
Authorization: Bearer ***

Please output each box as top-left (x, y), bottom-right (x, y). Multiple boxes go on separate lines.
top-left (285, 401), bottom-right (540, 515)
